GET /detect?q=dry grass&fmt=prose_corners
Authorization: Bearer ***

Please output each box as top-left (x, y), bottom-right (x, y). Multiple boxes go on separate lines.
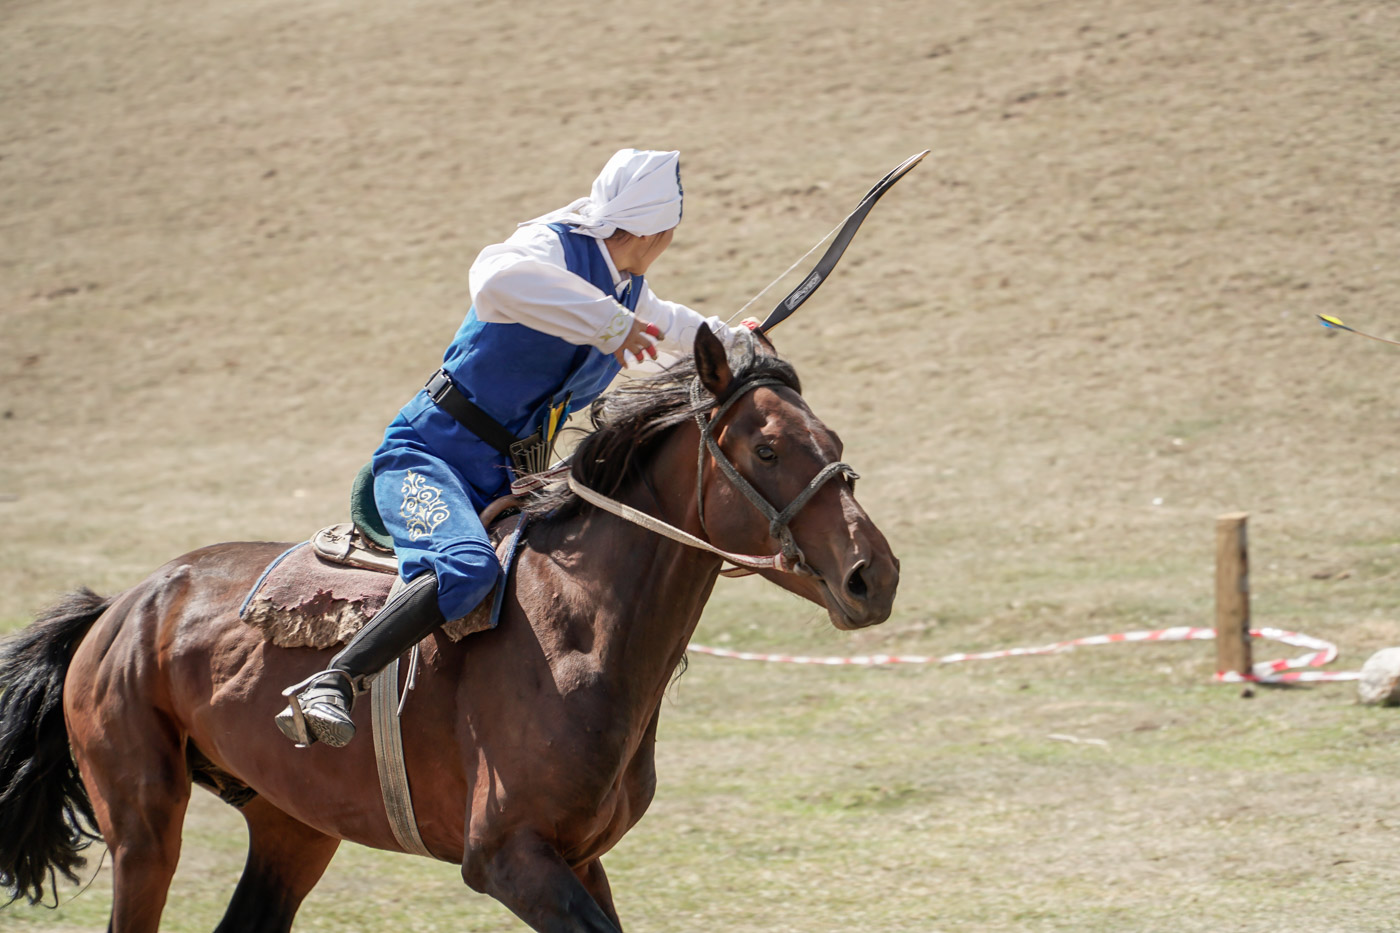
top-left (5, 0), bottom-right (1400, 929)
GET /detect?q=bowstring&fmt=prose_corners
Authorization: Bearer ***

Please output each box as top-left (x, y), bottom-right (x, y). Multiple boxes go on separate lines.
top-left (725, 212), bottom-right (849, 326)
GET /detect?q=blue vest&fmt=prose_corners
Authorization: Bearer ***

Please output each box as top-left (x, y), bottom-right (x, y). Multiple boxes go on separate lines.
top-left (379, 225), bottom-right (642, 502)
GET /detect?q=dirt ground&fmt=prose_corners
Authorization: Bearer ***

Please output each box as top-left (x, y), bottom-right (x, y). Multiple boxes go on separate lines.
top-left (5, 0), bottom-right (1400, 930)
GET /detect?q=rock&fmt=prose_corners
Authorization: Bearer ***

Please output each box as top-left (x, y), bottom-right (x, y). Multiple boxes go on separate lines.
top-left (1357, 648), bottom-right (1400, 706)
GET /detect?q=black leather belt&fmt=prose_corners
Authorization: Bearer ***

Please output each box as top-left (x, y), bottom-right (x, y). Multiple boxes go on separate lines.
top-left (423, 369), bottom-right (520, 457)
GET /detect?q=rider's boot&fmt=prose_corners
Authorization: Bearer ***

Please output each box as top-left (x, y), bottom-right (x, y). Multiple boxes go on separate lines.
top-left (274, 571), bottom-right (445, 748)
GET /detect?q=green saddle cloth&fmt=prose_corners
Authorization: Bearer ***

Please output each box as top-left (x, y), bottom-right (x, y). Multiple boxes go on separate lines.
top-left (350, 462), bottom-right (394, 551)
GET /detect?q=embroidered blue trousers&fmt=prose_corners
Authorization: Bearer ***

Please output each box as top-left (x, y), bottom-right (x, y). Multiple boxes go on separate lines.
top-left (371, 432), bottom-right (502, 623)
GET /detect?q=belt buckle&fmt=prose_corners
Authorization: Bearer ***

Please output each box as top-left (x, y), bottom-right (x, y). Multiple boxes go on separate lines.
top-left (424, 369), bottom-right (452, 403)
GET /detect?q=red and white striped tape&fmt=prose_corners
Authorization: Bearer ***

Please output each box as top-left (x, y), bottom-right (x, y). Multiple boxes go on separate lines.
top-left (687, 625), bottom-right (1361, 684)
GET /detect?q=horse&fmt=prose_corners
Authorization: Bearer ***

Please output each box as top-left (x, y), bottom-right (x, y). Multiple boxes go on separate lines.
top-left (0, 327), bottom-right (898, 933)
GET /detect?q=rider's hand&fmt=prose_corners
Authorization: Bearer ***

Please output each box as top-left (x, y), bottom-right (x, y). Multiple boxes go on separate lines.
top-left (614, 319), bottom-right (662, 367)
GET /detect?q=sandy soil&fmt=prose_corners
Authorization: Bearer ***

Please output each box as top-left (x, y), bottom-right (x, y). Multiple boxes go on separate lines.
top-left (4, 0), bottom-right (1400, 930)
top-left (5, 0), bottom-right (1400, 613)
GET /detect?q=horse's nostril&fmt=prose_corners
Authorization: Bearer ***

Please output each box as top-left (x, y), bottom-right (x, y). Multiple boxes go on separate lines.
top-left (845, 560), bottom-right (869, 601)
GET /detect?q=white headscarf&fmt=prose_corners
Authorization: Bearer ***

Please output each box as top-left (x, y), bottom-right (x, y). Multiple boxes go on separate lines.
top-left (519, 149), bottom-right (683, 239)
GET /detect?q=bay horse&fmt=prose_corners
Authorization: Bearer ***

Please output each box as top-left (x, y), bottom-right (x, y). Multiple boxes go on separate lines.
top-left (0, 328), bottom-right (898, 932)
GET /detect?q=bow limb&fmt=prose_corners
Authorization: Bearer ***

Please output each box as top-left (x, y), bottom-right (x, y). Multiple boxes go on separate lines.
top-left (757, 150), bottom-right (929, 334)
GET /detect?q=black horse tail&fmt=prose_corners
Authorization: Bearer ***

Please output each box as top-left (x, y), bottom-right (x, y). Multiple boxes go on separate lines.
top-left (0, 588), bottom-right (112, 907)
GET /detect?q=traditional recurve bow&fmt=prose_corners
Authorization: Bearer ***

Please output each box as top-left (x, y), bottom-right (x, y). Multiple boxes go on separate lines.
top-left (757, 150), bottom-right (929, 334)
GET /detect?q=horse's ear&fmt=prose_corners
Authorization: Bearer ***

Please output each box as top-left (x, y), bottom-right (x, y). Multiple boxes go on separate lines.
top-left (694, 325), bottom-right (733, 398)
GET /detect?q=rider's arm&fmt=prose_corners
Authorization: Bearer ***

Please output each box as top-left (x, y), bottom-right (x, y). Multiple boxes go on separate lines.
top-left (471, 256), bottom-right (636, 353)
top-left (632, 285), bottom-right (741, 352)
top-left (470, 229), bottom-right (743, 358)
top-left (470, 230), bottom-right (638, 353)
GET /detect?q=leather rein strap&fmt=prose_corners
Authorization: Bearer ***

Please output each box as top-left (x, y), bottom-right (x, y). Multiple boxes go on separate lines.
top-left (567, 376), bottom-right (857, 577)
top-left (567, 473), bottom-right (797, 573)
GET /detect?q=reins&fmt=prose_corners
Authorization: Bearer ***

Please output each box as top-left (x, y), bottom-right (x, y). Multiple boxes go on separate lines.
top-left (565, 374), bottom-right (857, 578)
top-left (566, 473), bottom-right (797, 574)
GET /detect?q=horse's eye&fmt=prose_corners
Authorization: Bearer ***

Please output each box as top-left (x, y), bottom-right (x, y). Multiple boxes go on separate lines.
top-left (756, 444), bottom-right (777, 462)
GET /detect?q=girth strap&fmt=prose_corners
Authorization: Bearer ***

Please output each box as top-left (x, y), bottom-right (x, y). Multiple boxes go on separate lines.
top-left (371, 653), bottom-right (434, 858)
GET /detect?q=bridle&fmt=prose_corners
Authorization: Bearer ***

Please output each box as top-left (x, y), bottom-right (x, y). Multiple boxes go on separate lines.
top-left (689, 376), bottom-right (857, 576)
top-left (566, 374), bottom-right (857, 577)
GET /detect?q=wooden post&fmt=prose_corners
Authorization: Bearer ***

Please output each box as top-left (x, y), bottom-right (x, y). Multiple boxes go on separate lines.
top-left (1215, 512), bottom-right (1252, 678)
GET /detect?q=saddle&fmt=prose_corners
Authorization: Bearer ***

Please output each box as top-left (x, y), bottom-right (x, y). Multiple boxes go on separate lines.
top-left (239, 465), bottom-right (529, 861)
top-left (238, 463), bottom-right (525, 649)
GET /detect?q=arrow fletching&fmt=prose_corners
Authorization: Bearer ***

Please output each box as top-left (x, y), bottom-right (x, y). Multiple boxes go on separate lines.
top-left (1317, 314), bottom-right (1400, 347)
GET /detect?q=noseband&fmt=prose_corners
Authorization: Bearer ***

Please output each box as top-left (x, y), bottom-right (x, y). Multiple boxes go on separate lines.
top-left (690, 377), bottom-right (857, 576)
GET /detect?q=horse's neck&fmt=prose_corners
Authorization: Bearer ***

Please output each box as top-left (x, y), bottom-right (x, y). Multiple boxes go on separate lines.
top-left (534, 424), bottom-right (721, 704)
top-left (587, 517), bottom-right (720, 675)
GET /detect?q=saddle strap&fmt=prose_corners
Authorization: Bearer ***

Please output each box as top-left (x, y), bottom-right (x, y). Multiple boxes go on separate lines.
top-left (371, 628), bottom-right (434, 857)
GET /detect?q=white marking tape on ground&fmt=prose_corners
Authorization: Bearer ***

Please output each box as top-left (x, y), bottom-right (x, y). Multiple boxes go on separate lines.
top-left (688, 626), bottom-right (1361, 684)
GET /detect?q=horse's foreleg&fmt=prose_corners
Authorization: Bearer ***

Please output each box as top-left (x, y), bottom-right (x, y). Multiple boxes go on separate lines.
top-left (575, 859), bottom-right (623, 930)
top-left (214, 797), bottom-right (342, 933)
top-left (465, 830), bottom-right (622, 933)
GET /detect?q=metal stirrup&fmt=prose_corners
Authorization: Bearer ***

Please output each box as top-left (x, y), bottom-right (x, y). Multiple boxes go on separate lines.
top-left (279, 669), bottom-right (355, 746)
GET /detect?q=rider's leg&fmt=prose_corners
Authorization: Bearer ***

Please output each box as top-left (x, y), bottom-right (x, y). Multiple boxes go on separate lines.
top-left (276, 452), bottom-right (500, 747)
top-left (275, 570), bottom-right (445, 747)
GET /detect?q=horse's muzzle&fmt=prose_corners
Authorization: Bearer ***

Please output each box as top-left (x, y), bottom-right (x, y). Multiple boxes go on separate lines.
top-left (824, 551), bottom-right (899, 630)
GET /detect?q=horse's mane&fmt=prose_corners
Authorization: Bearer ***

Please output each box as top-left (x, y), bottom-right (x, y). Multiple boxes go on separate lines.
top-left (524, 348), bottom-right (801, 524)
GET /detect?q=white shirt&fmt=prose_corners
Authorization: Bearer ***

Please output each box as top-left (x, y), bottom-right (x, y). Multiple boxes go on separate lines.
top-left (469, 224), bottom-right (735, 355)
